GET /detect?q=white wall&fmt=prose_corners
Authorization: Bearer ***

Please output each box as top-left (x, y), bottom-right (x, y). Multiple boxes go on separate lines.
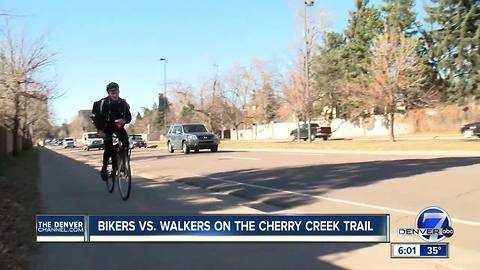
top-left (230, 115), bottom-right (412, 140)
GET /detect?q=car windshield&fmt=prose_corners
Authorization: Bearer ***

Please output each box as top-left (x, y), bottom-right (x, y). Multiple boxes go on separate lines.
top-left (87, 134), bottom-right (98, 139)
top-left (130, 135), bottom-right (143, 140)
top-left (183, 125), bottom-right (208, 133)
top-left (65, 138), bottom-right (74, 142)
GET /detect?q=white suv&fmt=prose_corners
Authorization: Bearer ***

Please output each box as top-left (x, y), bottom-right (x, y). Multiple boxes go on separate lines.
top-left (63, 138), bottom-right (76, 148)
top-left (82, 132), bottom-right (104, 151)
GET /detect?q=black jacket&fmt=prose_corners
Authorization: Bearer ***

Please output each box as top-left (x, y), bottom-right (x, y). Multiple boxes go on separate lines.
top-left (91, 97), bottom-right (132, 130)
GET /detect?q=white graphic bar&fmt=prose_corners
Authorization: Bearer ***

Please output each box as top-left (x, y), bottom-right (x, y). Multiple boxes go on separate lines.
top-left (391, 243), bottom-right (421, 257)
top-left (37, 236), bottom-right (85, 242)
top-left (89, 235), bottom-right (387, 242)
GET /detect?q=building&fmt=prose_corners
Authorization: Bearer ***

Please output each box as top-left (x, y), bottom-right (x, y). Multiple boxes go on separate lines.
top-left (69, 110), bottom-right (96, 139)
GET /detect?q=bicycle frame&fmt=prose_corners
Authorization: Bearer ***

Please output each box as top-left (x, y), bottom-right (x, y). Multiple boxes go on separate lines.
top-left (106, 139), bottom-right (132, 200)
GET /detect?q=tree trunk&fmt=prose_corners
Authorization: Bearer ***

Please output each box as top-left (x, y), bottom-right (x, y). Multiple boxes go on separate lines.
top-left (307, 119), bottom-right (312, 143)
top-left (389, 112), bottom-right (395, 142)
top-left (12, 94), bottom-right (20, 156)
top-left (297, 121), bottom-right (301, 143)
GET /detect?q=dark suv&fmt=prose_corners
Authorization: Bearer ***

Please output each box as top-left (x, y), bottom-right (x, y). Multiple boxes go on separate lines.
top-left (129, 134), bottom-right (147, 148)
top-left (167, 123), bottom-right (219, 154)
top-left (290, 123), bottom-right (332, 141)
top-left (460, 121), bottom-right (480, 138)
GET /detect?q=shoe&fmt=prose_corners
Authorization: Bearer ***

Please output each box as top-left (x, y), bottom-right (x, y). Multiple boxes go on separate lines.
top-left (100, 166), bottom-right (108, 181)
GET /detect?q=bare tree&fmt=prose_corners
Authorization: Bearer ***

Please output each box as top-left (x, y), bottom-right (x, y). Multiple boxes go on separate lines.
top-left (281, 58), bottom-right (308, 122)
top-left (0, 24), bottom-right (55, 154)
top-left (194, 67), bottom-right (227, 135)
top-left (222, 63), bottom-right (261, 140)
top-left (170, 83), bottom-right (197, 123)
top-left (247, 59), bottom-right (279, 125)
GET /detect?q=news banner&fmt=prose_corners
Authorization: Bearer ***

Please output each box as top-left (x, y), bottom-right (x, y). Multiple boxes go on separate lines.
top-left (37, 207), bottom-right (453, 259)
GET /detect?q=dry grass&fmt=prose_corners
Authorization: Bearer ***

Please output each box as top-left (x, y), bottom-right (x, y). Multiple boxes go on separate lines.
top-left (219, 139), bottom-right (480, 151)
top-left (0, 149), bottom-right (40, 270)
top-left (147, 138), bottom-right (480, 151)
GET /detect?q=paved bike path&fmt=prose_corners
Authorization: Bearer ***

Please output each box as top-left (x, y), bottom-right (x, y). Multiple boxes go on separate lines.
top-left (30, 148), bottom-right (366, 270)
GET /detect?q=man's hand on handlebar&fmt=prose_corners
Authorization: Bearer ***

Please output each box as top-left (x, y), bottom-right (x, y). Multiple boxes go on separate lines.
top-left (115, 118), bottom-right (126, 128)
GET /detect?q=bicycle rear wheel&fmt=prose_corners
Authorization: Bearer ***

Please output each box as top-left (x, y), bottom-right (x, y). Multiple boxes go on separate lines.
top-left (117, 150), bottom-right (131, 200)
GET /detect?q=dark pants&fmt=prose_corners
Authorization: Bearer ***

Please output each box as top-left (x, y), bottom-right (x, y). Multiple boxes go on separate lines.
top-left (103, 125), bottom-right (129, 168)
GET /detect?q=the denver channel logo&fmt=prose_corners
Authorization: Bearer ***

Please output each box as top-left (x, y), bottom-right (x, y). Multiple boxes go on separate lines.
top-left (398, 206), bottom-right (454, 242)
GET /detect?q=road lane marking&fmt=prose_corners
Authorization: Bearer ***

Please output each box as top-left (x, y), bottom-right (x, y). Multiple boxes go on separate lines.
top-left (218, 156), bottom-right (260, 161)
top-left (190, 174), bottom-right (480, 227)
top-left (280, 153), bottom-right (326, 156)
top-left (221, 148), bottom-right (480, 157)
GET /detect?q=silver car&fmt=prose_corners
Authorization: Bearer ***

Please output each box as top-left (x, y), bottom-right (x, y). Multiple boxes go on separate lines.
top-left (167, 123), bottom-right (219, 154)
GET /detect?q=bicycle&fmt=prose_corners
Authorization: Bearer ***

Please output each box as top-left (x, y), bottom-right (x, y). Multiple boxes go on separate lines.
top-left (105, 138), bottom-right (132, 200)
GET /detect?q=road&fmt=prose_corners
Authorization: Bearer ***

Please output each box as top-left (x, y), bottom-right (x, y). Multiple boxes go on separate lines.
top-left (30, 145), bottom-right (480, 270)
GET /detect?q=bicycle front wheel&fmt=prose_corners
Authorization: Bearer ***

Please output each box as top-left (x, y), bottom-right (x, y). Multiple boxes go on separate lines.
top-left (117, 154), bottom-right (131, 200)
top-left (106, 167), bottom-right (115, 193)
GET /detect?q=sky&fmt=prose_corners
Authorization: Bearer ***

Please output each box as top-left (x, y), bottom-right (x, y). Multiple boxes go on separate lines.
top-left (1, 0), bottom-right (427, 125)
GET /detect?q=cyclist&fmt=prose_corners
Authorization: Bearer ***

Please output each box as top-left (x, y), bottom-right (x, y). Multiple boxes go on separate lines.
top-left (91, 82), bottom-right (132, 181)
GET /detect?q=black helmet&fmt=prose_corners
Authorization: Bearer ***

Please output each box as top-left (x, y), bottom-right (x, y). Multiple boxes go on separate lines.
top-left (106, 82), bottom-right (119, 92)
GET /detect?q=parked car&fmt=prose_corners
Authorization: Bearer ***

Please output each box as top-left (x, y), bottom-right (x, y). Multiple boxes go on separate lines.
top-left (56, 138), bottom-right (64, 145)
top-left (63, 137), bottom-right (76, 148)
top-left (82, 132), bottom-right (104, 151)
top-left (460, 121), bottom-right (480, 138)
top-left (129, 134), bottom-right (147, 148)
top-left (167, 123), bottom-right (219, 154)
top-left (289, 123), bottom-right (332, 141)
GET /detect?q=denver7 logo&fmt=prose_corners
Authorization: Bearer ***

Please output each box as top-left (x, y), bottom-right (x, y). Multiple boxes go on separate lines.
top-left (416, 207), bottom-right (451, 242)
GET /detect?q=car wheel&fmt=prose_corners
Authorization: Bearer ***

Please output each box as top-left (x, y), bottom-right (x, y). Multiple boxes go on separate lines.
top-left (168, 142), bottom-right (174, 153)
top-left (211, 146), bottom-right (218, 152)
top-left (464, 130), bottom-right (474, 138)
top-left (183, 142), bottom-right (190, 154)
top-left (322, 137), bottom-right (328, 141)
top-left (310, 134), bottom-right (316, 141)
top-left (302, 138), bottom-right (307, 141)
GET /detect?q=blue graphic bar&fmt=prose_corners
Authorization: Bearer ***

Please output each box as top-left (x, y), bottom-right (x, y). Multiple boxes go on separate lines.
top-left (36, 215), bottom-right (85, 242)
top-left (420, 243), bottom-right (448, 257)
top-left (88, 215), bottom-right (389, 242)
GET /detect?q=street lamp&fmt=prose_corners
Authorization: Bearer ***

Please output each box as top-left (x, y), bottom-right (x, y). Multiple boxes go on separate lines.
top-left (305, 0), bottom-right (314, 142)
top-left (159, 58), bottom-right (167, 136)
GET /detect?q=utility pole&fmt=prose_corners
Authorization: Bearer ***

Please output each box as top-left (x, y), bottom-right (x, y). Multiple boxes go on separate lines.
top-left (305, 0), bottom-right (314, 143)
top-left (159, 58), bottom-right (167, 136)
